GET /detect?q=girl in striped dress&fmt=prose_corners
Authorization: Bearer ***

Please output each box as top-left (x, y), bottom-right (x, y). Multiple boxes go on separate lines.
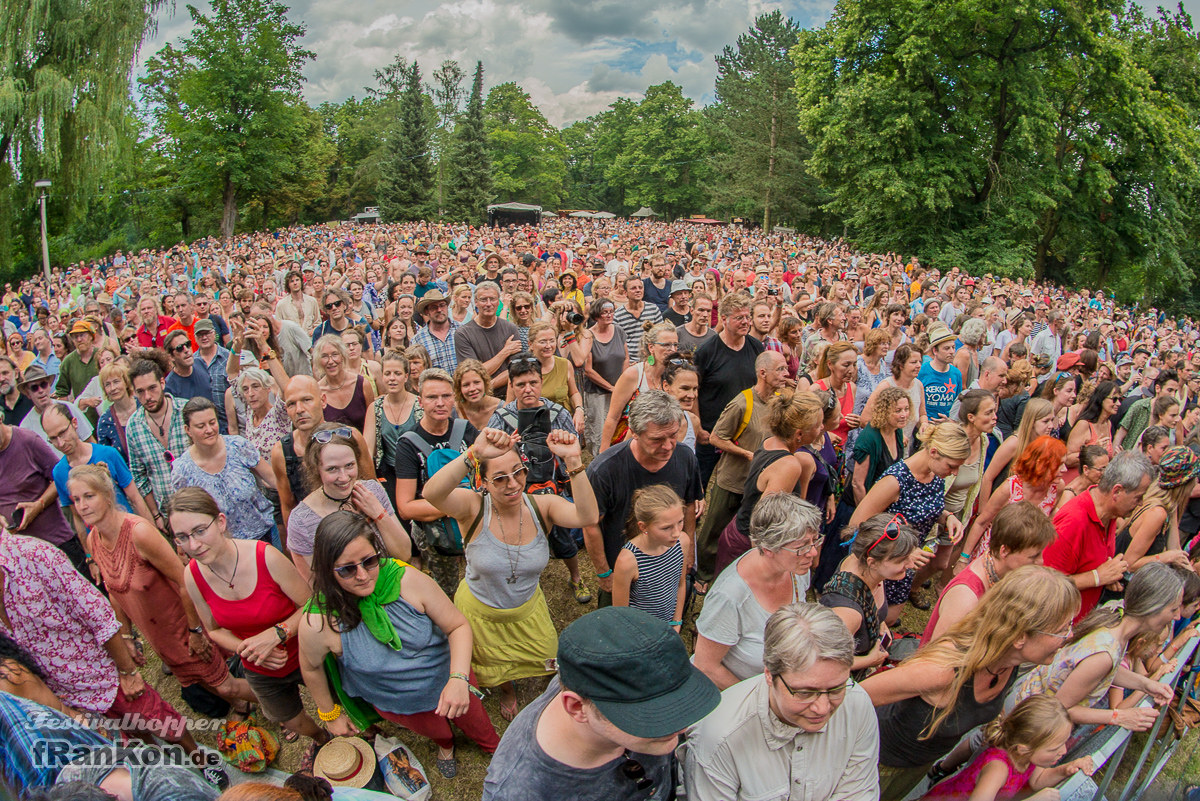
top-left (612, 485), bottom-right (691, 631)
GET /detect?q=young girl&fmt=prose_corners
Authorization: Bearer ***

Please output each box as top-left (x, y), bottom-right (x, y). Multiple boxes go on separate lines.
top-left (924, 695), bottom-right (1094, 800)
top-left (612, 485), bottom-right (691, 631)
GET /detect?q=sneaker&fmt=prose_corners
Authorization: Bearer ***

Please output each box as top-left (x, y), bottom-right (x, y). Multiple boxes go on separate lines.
top-left (201, 764), bottom-right (231, 791)
top-left (569, 579), bottom-right (592, 604)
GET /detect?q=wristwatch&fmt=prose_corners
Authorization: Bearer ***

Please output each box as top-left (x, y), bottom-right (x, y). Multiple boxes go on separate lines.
top-left (274, 624), bottom-right (288, 643)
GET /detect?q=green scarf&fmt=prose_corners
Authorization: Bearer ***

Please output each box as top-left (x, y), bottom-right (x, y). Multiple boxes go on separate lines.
top-left (359, 558), bottom-right (405, 651)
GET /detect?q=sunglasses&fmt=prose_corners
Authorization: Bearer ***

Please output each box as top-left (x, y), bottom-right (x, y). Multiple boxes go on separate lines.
top-left (509, 355), bottom-right (541, 370)
top-left (26, 380), bottom-right (52, 392)
top-left (486, 465), bottom-right (528, 488)
top-left (313, 426), bottom-right (354, 444)
top-left (324, 300), bottom-right (343, 311)
top-left (513, 304), bottom-right (532, 312)
top-left (123, 335), bottom-right (137, 343)
top-left (620, 755), bottom-right (654, 792)
top-left (332, 552), bottom-right (383, 579)
top-left (170, 343), bottom-right (190, 354)
top-left (863, 513), bottom-right (906, 557)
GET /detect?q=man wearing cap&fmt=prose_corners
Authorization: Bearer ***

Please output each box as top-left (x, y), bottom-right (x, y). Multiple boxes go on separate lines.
top-left (414, 289), bottom-right (459, 373)
top-left (683, 603), bottom-right (878, 801)
top-left (53, 319), bottom-right (102, 425)
top-left (919, 323), bottom-right (964, 422)
top-left (662, 280), bottom-right (693, 326)
top-left (194, 318), bottom-right (232, 433)
top-left (483, 606), bottom-right (720, 801)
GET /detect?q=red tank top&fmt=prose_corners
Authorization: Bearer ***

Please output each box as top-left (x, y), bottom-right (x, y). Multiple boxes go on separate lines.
top-left (188, 541), bottom-right (300, 676)
top-left (920, 568), bottom-right (987, 646)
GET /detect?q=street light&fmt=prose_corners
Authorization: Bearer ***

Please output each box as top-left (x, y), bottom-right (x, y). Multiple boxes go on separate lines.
top-left (34, 180), bottom-right (51, 288)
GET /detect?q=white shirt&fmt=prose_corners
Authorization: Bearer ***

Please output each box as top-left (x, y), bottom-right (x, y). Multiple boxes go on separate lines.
top-left (21, 401), bottom-right (94, 450)
top-left (1031, 326), bottom-right (1063, 365)
top-left (683, 676), bottom-right (880, 801)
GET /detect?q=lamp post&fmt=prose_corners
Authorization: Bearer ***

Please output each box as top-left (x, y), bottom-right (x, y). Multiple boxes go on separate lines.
top-left (34, 180), bottom-right (51, 288)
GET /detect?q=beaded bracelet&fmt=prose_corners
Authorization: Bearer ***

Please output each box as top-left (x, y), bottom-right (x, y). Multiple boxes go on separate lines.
top-left (317, 704), bottom-right (343, 722)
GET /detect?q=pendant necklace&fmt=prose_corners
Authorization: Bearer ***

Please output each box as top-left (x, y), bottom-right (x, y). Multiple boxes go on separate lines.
top-left (495, 502), bottom-right (524, 585)
top-left (322, 487), bottom-right (354, 511)
top-left (983, 666), bottom-right (1004, 689)
top-left (207, 544), bottom-right (241, 590)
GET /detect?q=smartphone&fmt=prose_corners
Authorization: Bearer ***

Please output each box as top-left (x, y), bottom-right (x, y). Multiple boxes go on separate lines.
top-left (6, 508), bottom-right (24, 529)
top-left (880, 632), bottom-right (893, 651)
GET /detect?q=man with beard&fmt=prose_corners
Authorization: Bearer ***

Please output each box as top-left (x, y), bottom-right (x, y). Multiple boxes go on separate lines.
top-left (127, 357), bottom-right (190, 525)
top-left (0, 357), bottom-right (31, 425)
top-left (695, 294), bottom-right (763, 487)
top-left (643, 256), bottom-right (672, 313)
top-left (19, 364), bottom-right (94, 445)
top-left (414, 290), bottom-right (459, 373)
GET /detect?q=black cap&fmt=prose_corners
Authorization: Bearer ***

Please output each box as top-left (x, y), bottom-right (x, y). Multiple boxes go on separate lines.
top-left (557, 607), bottom-right (719, 738)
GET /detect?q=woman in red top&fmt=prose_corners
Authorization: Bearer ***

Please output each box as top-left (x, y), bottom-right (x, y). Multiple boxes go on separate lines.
top-left (173, 487), bottom-right (329, 760)
top-left (813, 341), bottom-right (860, 454)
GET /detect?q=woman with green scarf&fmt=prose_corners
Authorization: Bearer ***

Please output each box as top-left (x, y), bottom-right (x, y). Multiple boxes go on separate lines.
top-left (298, 510), bottom-right (498, 779)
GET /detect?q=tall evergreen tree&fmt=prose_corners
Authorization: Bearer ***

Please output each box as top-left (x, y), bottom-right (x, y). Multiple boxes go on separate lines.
top-left (377, 60), bottom-right (435, 223)
top-left (445, 61), bottom-right (492, 224)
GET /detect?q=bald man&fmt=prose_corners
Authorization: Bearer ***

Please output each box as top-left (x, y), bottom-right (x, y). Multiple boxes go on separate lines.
top-left (270, 375), bottom-right (375, 537)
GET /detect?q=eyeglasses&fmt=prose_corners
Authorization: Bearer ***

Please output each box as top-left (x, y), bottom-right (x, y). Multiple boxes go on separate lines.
top-left (312, 426), bottom-right (354, 444)
top-left (779, 536), bottom-right (824, 557)
top-left (172, 518), bottom-right (218, 546)
top-left (864, 513), bottom-right (907, 557)
top-left (169, 342), bottom-right (190, 354)
top-left (775, 674), bottom-right (853, 705)
top-left (332, 553), bottom-right (383, 579)
top-left (665, 357), bottom-right (692, 367)
top-left (486, 465), bottom-right (528, 487)
top-left (620, 754), bottom-right (654, 792)
top-left (1036, 622), bottom-right (1075, 641)
top-left (324, 300), bottom-right (343, 311)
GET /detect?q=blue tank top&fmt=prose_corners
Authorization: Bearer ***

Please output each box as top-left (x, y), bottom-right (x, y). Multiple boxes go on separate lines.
top-left (337, 593), bottom-right (450, 715)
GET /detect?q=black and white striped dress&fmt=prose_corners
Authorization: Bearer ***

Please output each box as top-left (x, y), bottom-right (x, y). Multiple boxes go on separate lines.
top-left (622, 540), bottom-right (685, 622)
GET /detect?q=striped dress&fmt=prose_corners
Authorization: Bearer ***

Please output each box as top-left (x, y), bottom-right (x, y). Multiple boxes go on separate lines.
top-left (622, 540), bottom-right (685, 623)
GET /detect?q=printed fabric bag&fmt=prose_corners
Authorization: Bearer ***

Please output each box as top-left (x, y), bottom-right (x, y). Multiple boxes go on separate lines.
top-left (217, 716), bottom-right (279, 773)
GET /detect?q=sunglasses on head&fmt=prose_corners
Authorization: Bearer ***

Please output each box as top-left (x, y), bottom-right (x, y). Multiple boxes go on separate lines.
top-left (509, 355), bottom-right (540, 369)
top-left (332, 552), bottom-right (383, 579)
top-left (313, 426), bottom-right (354, 444)
top-left (862, 513), bottom-right (906, 557)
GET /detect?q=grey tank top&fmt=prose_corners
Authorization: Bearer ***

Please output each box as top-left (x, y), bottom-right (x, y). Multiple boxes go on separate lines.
top-left (338, 592), bottom-right (450, 715)
top-left (466, 495), bottom-right (549, 609)
top-left (583, 327), bottom-right (627, 393)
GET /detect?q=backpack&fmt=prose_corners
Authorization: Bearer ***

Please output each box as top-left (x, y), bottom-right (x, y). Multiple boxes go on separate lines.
top-left (494, 405), bottom-right (572, 499)
top-left (401, 418), bottom-right (471, 556)
top-left (731, 389), bottom-right (755, 444)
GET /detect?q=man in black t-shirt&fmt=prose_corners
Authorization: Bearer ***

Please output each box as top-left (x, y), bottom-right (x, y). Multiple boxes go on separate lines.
top-left (662, 280), bottom-right (693, 327)
top-left (584, 391), bottom-right (702, 607)
top-left (394, 368), bottom-right (478, 596)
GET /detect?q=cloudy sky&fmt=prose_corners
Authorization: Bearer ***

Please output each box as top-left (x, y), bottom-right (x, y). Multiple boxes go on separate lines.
top-left (141, 0), bottom-right (1200, 128)
top-left (140, 0), bottom-right (838, 127)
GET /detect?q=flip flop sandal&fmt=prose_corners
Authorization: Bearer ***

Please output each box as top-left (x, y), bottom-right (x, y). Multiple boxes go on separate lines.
top-left (298, 741), bottom-right (320, 775)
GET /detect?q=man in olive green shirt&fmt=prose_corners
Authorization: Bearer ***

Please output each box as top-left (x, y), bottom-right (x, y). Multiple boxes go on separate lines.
top-left (53, 319), bottom-right (101, 426)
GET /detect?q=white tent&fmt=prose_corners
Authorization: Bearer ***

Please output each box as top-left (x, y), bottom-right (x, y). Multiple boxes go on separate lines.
top-left (630, 206), bottom-right (659, 218)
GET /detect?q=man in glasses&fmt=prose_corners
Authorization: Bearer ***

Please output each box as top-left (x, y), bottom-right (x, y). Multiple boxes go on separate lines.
top-left (484, 606), bottom-right (719, 801)
top-left (684, 603), bottom-right (877, 800)
top-left (163, 329), bottom-right (214, 404)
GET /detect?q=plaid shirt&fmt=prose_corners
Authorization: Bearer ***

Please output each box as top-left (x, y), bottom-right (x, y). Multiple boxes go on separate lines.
top-left (127, 393), bottom-right (190, 506)
top-left (414, 320), bottom-right (460, 373)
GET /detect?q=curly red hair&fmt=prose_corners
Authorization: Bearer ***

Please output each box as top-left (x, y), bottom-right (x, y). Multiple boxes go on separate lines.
top-left (1014, 435), bottom-right (1067, 489)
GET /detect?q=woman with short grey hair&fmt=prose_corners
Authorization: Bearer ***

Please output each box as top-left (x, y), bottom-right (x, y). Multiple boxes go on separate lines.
top-left (227, 366), bottom-right (290, 460)
top-left (694, 492), bottom-right (824, 690)
top-left (685, 602), bottom-right (880, 801)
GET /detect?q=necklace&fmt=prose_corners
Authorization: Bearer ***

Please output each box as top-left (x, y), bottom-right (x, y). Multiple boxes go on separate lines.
top-left (983, 666), bottom-right (1006, 689)
top-left (322, 487), bottom-right (354, 511)
top-left (146, 398), bottom-right (172, 442)
top-left (494, 500), bottom-right (524, 585)
top-left (206, 543), bottom-right (240, 590)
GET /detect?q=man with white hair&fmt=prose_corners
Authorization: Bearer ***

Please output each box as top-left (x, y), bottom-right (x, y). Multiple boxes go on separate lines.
top-left (683, 602), bottom-right (879, 800)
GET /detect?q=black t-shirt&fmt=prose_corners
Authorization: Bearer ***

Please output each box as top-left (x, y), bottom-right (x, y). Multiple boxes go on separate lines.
top-left (695, 334), bottom-right (764, 431)
top-left (393, 419), bottom-right (480, 496)
top-left (586, 440), bottom-right (702, 568)
top-left (663, 308), bottom-right (691, 326)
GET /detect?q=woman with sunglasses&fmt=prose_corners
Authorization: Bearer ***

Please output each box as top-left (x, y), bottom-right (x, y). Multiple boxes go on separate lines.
top-left (69, 466), bottom-right (256, 713)
top-left (508, 291), bottom-right (537, 349)
top-left (287, 423), bottom-right (411, 582)
top-left (422, 426), bottom-right (597, 721)
top-left (1011, 562), bottom-right (1178, 732)
top-left (172, 487), bottom-right (330, 763)
top-left (314, 333), bottom-right (375, 432)
top-left (298, 511), bottom-right (499, 778)
top-left (600, 322), bottom-right (678, 451)
top-left (862, 566), bottom-right (1081, 801)
top-left (846, 420), bottom-right (971, 618)
top-left (821, 513), bottom-right (918, 676)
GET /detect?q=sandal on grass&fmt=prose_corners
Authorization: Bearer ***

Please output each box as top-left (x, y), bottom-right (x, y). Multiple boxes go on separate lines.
top-left (500, 696), bottom-right (520, 722)
top-left (436, 746), bottom-right (457, 778)
top-left (298, 741), bottom-right (320, 775)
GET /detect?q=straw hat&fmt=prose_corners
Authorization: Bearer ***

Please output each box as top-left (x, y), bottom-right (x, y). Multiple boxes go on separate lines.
top-left (312, 736), bottom-right (376, 788)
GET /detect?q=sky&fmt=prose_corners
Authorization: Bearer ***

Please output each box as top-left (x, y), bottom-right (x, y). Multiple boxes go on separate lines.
top-left (139, 0), bottom-right (840, 127)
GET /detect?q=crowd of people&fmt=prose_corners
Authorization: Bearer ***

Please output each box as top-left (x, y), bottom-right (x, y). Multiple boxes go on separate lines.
top-left (2, 216), bottom-right (1200, 800)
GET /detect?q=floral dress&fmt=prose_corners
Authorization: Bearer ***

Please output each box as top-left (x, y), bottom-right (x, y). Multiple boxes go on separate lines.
top-left (170, 435), bottom-right (275, 541)
top-left (882, 459), bottom-right (947, 606)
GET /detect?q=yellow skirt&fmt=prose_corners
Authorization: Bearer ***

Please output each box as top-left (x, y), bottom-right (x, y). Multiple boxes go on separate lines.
top-left (454, 580), bottom-right (558, 687)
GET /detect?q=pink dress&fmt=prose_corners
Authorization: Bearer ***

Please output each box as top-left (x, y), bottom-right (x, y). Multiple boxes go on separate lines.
top-left (972, 475), bottom-right (1058, 558)
top-left (925, 747), bottom-right (1035, 799)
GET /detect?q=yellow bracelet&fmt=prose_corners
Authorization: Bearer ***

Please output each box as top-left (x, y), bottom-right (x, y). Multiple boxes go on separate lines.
top-left (317, 704), bottom-right (343, 722)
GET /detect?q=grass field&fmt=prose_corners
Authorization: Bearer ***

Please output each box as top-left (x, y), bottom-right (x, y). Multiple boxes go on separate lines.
top-left (143, 556), bottom-right (1200, 799)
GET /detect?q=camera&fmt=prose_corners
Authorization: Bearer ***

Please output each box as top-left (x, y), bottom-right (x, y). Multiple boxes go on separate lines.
top-left (566, 312), bottom-right (585, 325)
top-left (767, 287), bottom-right (779, 296)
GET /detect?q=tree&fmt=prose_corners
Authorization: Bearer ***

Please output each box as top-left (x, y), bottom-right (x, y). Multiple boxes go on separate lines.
top-left (708, 11), bottom-right (810, 230)
top-left (377, 60), bottom-right (435, 223)
top-left (430, 60), bottom-right (466, 214)
top-left (140, 0), bottom-right (314, 240)
top-left (444, 62), bottom-right (492, 224)
top-left (0, 0), bottom-right (165, 272)
top-left (607, 83), bottom-right (712, 218)
top-left (484, 82), bottom-right (567, 206)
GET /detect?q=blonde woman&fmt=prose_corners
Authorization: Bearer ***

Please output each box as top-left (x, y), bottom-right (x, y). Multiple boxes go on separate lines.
top-left (449, 284), bottom-right (473, 325)
top-left (314, 333), bottom-right (375, 432)
top-left (514, 322), bottom-right (583, 431)
top-left (1115, 446), bottom-right (1198, 569)
top-left (599, 321), bottom-right (679, 450)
